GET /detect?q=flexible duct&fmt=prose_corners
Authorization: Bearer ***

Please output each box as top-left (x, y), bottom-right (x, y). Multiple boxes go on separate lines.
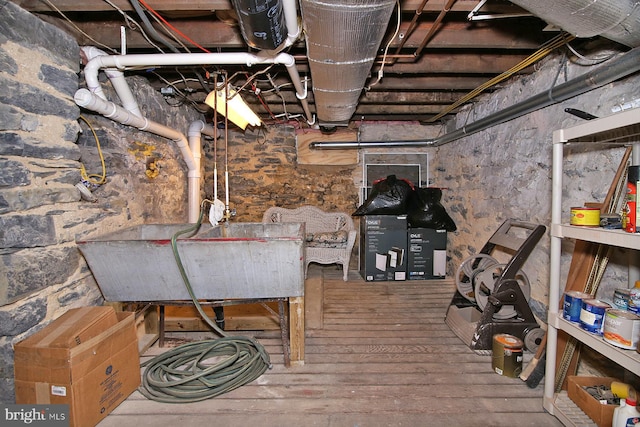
top-left (510, 0), bottom-right (640, 48)
top-left (310, 46), bottom-right (640, 149)
top-left (300, 0), bottom-right (396, 125)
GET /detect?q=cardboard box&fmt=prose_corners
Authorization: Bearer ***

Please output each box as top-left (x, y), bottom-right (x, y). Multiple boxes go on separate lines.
top-left (567, 376), bottom-right (619, 427)
top-left (360, 215), bottom-right (408, 281)
top-left (407, 228), bottom-right (447, 280)
top-left (14, 306), bottom-right (140, 427)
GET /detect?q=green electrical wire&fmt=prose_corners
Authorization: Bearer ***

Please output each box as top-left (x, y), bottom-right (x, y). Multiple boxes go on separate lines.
top-left (138, 202), bottom-right (271, 403)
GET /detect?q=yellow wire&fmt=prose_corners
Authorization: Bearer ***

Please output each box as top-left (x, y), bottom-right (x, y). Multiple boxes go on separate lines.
top-left (78, 116), bottom-right (107, 186)
top-left (427, 33), bottom-right (576, 123)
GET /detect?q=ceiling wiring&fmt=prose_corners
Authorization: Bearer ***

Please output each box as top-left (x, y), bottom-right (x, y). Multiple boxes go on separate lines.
top-left (43, 0), bottom-right (299, 121)
top-left (236, 65), bottom-right (277, 94)
top-left (366, 0), bottom-right (401, 90)
top-left (427, 32), bottom-right (577, 123)
top-left (100, 0), bottom-right (167, 53)
top-left (41, 0), bottom-right (118, 54)
top-left (137, 0), bottom-right (211, 53)
top-left (153, 72), bottom-right (209, 113)
top-left (257, 95), bottom-right (279, 122)
top-left (565, 41), bottom-right (619, 66)
top-left (129, 0), bottom-right (177, 54)
top-left (147, 16), bottom-right (191, 53)
top-left (136, 0), bottom-right (193, 53)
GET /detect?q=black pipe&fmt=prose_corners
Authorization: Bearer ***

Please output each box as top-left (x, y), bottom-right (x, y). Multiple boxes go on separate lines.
top-left (130, 0), bottom-right (211, 93)
top-left (130, 0), bottom-right (180, 54)
top-left (310, 46), bottom-right (640, 150)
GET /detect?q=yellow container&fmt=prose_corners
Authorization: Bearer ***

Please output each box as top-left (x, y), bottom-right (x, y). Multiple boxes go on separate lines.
top-left (570, 207), bottom-right (600, 227)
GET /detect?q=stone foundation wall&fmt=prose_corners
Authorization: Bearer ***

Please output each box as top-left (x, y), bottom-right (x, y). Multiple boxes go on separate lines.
top-left (432, 50), bottom-right (640, 318)
top-left (0, 2), bottom-right (199, 401)
top-left (203, 126), bottom-right (361, 221)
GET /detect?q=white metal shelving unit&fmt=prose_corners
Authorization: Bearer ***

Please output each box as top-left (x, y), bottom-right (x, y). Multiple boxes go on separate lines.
top-left (544, 108), bottom-right (640, 426)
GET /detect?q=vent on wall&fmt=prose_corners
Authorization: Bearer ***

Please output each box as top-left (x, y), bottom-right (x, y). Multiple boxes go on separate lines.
top-left (361, 152), bottom-right (429, 204)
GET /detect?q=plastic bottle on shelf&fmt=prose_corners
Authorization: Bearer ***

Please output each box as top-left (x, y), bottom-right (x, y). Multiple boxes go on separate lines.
top-left (613, 391), bottom-right (640, 427)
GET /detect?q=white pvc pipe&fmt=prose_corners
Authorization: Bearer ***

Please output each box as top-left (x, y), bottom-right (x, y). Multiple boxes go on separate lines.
top-left (188, 121), bottom-right (216, 222)
top-left (75, 88), bottom-right (203, 222)
top-left (80, 46), bottom-right (143, 117)
top-left (82, 51), bottom-right (314, 125)
top-left (76, 48), bottom-right (314, 222)
top-left (282, 0), bottom-right (301, 46)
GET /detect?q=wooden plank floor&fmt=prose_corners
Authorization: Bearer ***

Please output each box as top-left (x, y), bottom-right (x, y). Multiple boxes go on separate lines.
top-left (98, 266), bottom-right (563, 427)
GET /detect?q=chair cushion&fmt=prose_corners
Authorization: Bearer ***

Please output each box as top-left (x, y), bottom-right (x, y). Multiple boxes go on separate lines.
top-left (305, 230), bottom-right (348, 248)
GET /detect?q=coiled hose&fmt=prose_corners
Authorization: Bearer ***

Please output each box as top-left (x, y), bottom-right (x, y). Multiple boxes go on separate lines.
top-left (138, 202), bottom-right (271, 403)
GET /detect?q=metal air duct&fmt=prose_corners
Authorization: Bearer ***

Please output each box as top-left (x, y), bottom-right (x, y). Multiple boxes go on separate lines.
top-left (510, 0), bottom-right (640, 48)
top-left (310, 46), bottom-right (640, 149)
top-left (300, 0), bottom-right (396, 126)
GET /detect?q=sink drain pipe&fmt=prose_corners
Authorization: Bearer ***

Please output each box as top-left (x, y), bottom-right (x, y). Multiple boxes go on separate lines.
top-left (310, 46), bottom-right (640, 150)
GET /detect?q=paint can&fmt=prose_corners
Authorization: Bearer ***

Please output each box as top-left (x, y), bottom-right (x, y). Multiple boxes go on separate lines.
top-left (570, 207), bottom-right (600, 227)
top-left (563, 291), bottom-right (591, 323)
top-left (603, 309), bottom-right (640, 350)
top-left (630, 286), bottom-right (640, 315)
top-left (491, 334), bottom-right (523, 378)
top-left (580, 299), bottom-right (611, 335)
top-left (625, 165), bottom-right (639, 233)
top-left (613, 288), bottom-right (631, 311)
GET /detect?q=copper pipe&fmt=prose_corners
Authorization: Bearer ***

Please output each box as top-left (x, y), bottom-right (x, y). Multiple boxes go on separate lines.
top-left (414, 0), bottom-right (457, 58)
top-left (391, 0), bottom-right (430, 61)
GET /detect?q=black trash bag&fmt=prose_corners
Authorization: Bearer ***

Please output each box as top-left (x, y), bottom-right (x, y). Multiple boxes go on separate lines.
top-left (352, 175), bottom-right (414, 216)
top-left (407, 187), bottom-right (457, 231)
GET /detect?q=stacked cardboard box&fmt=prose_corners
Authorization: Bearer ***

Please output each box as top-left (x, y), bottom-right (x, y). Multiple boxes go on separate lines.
top-left (407, 228), bottom-right (447, 280)
top-left (360, 215), bottom-right (408, 281)
top-left (14, 306), bottom-right (140, 427)
top-left (360, 215), bottom-right (448, 282)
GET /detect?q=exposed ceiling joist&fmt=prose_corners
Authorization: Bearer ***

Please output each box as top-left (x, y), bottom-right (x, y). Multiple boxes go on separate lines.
top-left (12, 0), bottom-right (627, 126)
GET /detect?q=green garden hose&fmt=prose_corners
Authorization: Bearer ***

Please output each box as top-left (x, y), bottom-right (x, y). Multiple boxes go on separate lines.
top-left (138, 201), bottom-right (271, 403)
top-left (139, 336), bottom-right (271, 403)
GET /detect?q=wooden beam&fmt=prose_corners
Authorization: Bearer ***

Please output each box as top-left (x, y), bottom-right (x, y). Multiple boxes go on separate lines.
top-left (29, 15), bottom-right (544, 53)
top-left (377, 53), bottom-right (532, 75)
top-left (251, 103), bottom-right (457, 117)
top-left (148, 75), bottom-right (491, 94)
top-left (359, 91), bottom-right (462, 105)
top-left (366, 76), bottom-right (491, 91)
top-left (288, 296), bottom-right (305, 366)
top-left (38, 16), bottom-right (245, 49)
top-left (16, 0), bottom-right (530, 14)
top-left (255, 91), bottom-right (463, 106)
top-left (353, 104), bottom-right (457, 115)
top-left (15, 0), bottom-right (232, 12)
top-left (391, 20), bottom-right (547, 50)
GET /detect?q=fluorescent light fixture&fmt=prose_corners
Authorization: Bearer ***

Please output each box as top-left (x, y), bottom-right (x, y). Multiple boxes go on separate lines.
top-left (204, 87), bottom-right (261, 130)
